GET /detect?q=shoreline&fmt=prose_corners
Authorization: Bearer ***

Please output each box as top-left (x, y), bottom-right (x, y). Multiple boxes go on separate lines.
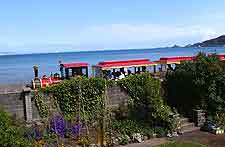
top-left (0, 83), bottom-right (25, 93)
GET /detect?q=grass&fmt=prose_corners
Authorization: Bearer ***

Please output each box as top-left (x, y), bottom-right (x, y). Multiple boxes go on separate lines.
top-left (152, 142), bottom-right (204, 147)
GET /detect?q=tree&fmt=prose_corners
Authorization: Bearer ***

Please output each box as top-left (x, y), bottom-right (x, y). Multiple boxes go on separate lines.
top-left (165, 53), bottom-right (225, 117)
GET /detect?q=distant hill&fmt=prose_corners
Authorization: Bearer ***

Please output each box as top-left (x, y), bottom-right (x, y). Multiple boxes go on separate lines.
top-left (189, 35), bottom-right (225, 47)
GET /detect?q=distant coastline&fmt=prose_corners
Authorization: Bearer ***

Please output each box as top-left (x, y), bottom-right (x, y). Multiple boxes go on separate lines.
top-left (3, 35), bottom-right (225, 56)
top-left (0, 46), bottom-right (221, 57)
top-left (0, 47), bottom-right (181, 56)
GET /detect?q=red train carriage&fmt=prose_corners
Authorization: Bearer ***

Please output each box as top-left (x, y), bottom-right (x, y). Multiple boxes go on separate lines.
top-left (32, 62), bottom-right (88, 89)
top-left (156, 56), bottom-right (195, 71)
top-left (216, 54), bottom-right (225, 61)
top-left (93, 59), bottom-right (157, 79)
top-left (60, 62), bottom-right (88, 79)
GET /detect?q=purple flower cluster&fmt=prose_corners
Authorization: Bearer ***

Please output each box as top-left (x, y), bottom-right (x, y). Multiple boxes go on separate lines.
top-left (25, 126), bottom-right (42, 141)
top-left (71, 122), bottom-right (82, 136)
top-left (33, 127), bottom-right (42, 140)
top-left (50, 115), bottom-right (65, 137)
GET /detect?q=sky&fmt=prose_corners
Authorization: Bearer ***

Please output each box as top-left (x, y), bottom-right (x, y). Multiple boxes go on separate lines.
top-left (1, 0), bottom-right (225, 54)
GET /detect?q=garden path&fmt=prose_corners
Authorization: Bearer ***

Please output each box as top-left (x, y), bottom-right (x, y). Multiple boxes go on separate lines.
top-left (120, 138), bottom-right (168, 147)
top-left (121, 130), bottom-right (225, 147)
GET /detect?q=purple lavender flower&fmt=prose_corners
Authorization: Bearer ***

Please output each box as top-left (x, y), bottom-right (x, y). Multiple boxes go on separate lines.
top-left (34, 128), bottom-right (42, 140)
top-left (50, 115), bottom-right (65, 137)
top-left (71, 122), bottom-right (82, 136)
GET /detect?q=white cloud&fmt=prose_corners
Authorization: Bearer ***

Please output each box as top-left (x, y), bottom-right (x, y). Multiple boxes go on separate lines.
top-left (74, 24), bottom-right (219, 48)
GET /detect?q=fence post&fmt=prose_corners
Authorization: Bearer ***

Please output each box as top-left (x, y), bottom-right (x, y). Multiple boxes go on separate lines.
top-left (23, 87), bottom-right (33, 122)
top-left (193, 109), bottom-right (206, 127)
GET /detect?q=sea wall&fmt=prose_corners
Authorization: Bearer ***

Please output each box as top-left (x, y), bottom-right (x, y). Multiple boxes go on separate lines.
top-left (0, 92), bottom-right (25, 120)
top-left (0, 85), bottom-right (129, 122)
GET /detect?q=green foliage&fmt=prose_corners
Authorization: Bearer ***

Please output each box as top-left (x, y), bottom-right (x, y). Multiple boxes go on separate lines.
top-left (0, 110), bottom-right (34, 147)
top-left (112, 119), bottom-right (143, 136)
top-left (34, 92), bottom-right (49, 118)
top-left (117, 134), bottom-right (129, 145)
top-left (154, 127), bottom-right (167, 137)
top-left (78, 135), bottom-right (91, 147)
top-left (165, 53), bottom-right (225, 117)
top-left (35, 73), bottom-right (175, 145)
top-left (117, 73), bottom-right (174, 130)
top-left (211, 112), bottom-right (225, 129)
top-left (42, 76), bottom-right (106, 122)
top-left (108, 73), bottom-right (175, 145)
top-left (111, 119), bottom-right (168, 141)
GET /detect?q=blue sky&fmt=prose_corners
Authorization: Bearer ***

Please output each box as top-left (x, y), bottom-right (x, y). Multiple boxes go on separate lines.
top-left (1, 0), bottom-right (225, 54)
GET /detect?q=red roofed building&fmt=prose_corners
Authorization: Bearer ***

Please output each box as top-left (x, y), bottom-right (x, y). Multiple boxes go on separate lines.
top-left (60, 62), bottom-right (89, 79)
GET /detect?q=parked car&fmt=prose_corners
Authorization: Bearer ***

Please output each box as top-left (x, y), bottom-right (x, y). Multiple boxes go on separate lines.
top-left (201, 121), bottom-right (224, 134)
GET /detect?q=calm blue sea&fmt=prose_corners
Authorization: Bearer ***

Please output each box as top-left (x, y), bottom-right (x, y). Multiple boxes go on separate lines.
top-left (0, 47), bottom-right (225, 84)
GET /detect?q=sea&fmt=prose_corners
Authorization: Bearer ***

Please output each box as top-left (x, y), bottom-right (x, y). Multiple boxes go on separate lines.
top-left (0, 47), bottom-right (225, 84)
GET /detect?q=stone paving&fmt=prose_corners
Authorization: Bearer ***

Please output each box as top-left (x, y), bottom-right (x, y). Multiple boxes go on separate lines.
top-left (121, 130), bottom-right (225, 147)
top-left (120, 138), bottom-right (168, 147)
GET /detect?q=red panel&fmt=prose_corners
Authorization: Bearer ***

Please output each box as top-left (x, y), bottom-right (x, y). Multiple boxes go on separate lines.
top-left (41, 77), bottom-right (62, 88)
top-left (158, 56), bottom-right (195, 63)
top-left (50, 77), bottom-right (62, 84)
top-left (41, 77), bottom-right (51, 88)
top-left (159, 56), bottom-right (195, 62)
top-left (96, 59), bottom-right (156, 69)
top-left (217, 54), bottom-right (225, 60)
top-left (61, 62), bottom-right (88, 68)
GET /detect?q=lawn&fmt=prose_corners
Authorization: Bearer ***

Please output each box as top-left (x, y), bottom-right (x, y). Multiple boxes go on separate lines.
top-left (152, 142), bottom-right (204, 147)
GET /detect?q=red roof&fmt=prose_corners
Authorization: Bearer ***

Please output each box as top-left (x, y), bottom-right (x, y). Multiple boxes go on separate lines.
top-left (216, 54), bottom-right (225, 61)
top-left (60, 62), bottom-right (88, 68)
top-left (96, 59), bottom-right (156, 70)
top-left (157, 56), bottom-right (195, 64)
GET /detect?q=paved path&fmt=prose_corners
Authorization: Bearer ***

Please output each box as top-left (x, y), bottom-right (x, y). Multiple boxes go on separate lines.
top-left (120, 138), bottom-right (168, 147)
top-left (175, 130), bottom-right (225, 147)
top-left (121, 130), bottom-right (225, 147)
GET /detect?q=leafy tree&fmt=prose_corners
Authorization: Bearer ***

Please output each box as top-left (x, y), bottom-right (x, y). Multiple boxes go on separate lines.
top-left (165, 53), bottom-right (225, 117)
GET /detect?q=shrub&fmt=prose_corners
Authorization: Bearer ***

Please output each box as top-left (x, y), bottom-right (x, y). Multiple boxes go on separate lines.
top-left (0, 110), bottom-right (34, 147)
top-left (111, 119), bottom-right (142, 136)
top-left (117, 73), bottom-right (174, 130)
top-left (154, 127), bottom-right (167, 137)
top-left (118, 134), bottom-right (129, 145)
top-left (211, 112), bottom-right (225, 129)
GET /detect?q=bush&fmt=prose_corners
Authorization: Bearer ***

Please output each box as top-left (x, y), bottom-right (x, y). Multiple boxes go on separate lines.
top-left (111, 119), bottom-right (143, 136)
top-left (211, 113), bottom-right (225, 129)
top-left (118, 134), bottom-right (129, 145)
top-left (154, 127), bottom-right (167, 137)
top-left (0, 110), bottom-right (34, 147)
top-left (117, 73), bottom-right (174, 130)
